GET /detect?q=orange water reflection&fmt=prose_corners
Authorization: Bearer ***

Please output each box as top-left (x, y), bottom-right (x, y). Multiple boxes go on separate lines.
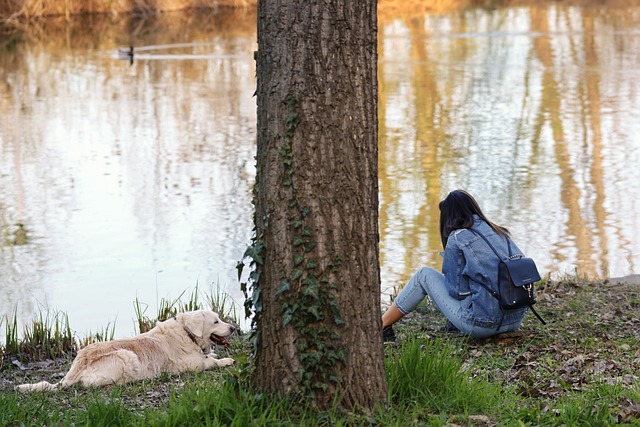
top-left (377, 2), bottom-right (640, 296)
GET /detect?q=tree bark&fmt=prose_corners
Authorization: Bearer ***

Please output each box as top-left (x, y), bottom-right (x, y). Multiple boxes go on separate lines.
top-left (251, 0), bottom-right (386, 410)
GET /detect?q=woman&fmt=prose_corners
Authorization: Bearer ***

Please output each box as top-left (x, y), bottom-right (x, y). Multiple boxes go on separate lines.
top-left (381, 189), bottom-right (529, 339)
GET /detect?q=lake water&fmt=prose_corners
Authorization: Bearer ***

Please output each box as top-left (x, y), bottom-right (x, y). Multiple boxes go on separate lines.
top-left (1, 3), bottom-right (639, 338)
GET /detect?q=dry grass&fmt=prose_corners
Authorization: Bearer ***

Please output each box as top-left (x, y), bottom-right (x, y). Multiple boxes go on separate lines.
top-left (0, 0), bottom-right (256, 24)
top-left (0, 5), bottom-right (256, 50)
top-left (3, 0), bottom-right (637, 26)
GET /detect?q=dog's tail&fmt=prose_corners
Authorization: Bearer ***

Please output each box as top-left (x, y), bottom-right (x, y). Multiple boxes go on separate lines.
top-left (15, 380), bottom-right (62, 393)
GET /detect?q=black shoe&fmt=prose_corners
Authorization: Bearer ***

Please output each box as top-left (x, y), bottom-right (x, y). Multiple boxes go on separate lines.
top-left (382, 326), bottom-right (396, 342)
top-left (439, 321), bottom-right (460, 333)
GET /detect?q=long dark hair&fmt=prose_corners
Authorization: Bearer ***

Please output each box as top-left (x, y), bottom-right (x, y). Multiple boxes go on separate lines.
top-left (438, 189), bottom-right (509, 249)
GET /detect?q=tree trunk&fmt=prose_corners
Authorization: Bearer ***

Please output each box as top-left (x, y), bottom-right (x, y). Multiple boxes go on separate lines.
top-left (251, 0), bottom-right (386, 410)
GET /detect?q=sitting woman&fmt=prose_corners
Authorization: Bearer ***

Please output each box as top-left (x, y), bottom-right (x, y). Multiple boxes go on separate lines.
top-left (382, 189), bottom-right (529, 339)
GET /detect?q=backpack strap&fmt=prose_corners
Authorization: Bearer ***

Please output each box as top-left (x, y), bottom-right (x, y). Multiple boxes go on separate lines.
top-left (528, 306), bottom-right (546, 325)
top-left (468, 228), bottom-right (513, 259)
top-left (467, 228), bottom-right (546, 325)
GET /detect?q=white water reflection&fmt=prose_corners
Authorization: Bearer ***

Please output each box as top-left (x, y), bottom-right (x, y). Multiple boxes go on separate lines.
top-left (1, 4), bottom-right (640, 339)
top-left (0, 21), bottom-right (258, 337)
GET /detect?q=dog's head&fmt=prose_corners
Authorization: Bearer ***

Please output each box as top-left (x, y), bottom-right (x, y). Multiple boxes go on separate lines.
top-left (176, 310), bottom-right (236, 353)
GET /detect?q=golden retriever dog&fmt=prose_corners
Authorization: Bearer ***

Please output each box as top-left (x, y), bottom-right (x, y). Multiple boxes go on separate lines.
top-left (15, 310), bottom-right (236, 392)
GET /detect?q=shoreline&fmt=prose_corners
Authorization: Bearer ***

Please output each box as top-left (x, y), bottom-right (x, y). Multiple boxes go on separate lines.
top-left (1, 274), bottom-right (637, 356)
top-left (608, 274), bottom-right (640, 285)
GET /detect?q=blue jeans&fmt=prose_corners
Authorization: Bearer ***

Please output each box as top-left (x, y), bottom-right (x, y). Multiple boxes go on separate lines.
top-left (393, 267), bottom-right (524, 339)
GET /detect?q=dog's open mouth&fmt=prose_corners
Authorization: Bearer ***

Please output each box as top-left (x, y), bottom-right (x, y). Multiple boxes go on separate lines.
top-left (210, 334), bottom-right (230, 347)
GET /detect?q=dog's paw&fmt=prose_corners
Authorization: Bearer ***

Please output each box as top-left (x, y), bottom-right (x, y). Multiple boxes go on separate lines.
top-left (217, 357), bottom-right (235, 367)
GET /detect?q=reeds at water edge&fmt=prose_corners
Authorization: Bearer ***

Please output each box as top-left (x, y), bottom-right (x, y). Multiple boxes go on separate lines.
top-left (1, 283), bottom-right (240, 363)
top-left (2, 309), bottom-right (76, 363)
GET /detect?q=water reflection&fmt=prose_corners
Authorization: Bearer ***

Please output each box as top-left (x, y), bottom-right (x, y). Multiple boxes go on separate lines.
top-left (1, 3), bottom-right (639, 338)
top-left (0, 10), bottom-right (259, 336)
top-left (378, 3), bottom-right (640, 295)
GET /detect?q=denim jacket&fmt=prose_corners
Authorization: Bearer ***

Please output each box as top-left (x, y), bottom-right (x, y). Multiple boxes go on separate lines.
top-left (441, 215), bottom-right (528, 328)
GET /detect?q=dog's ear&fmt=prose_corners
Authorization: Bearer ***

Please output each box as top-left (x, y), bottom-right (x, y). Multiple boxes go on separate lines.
top-left (176, 311), bottom-right (206, 338)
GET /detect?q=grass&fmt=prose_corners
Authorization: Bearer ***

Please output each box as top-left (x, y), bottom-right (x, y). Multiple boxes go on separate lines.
top-left (80, 320), bottom-right (117, 347)
top-left (2, 282), bottom-right (240, 362)
top-left (133, 282), bottom-right (240, 333)
top-left (386, 338), bottom-right (504, 415)
top-left (3, 308), bottom-right (76, 363)
top-left (1, 277), bottom-right (639, 425)
top-left (0, 338), bottom-right (503, 426)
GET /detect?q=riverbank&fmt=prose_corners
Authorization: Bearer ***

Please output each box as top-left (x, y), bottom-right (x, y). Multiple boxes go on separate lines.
top-left (609, 274), bottom-right (640, 285)
top-left (1, 276), bottom-right (638, 424)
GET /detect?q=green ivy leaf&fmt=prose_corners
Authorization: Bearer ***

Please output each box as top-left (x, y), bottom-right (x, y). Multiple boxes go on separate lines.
top-left (301, 275), bottom-right (317, 287)
top-left (235, 261), bottom-right (244, 281)
top-left (243, 243), bottom-right (264, 265)
top-left (286, 112), bottom-right (299, 123)
top-left (313, 382), bottom-right (329, 392)
top-left (252, 288), bottom-right (262, 311)
top-left (275, 279), bottom-right (291, 296)
top-left (291, 268), bottom-right (303, 281)
top-left (304, 305), bottom-right (321, 321)
top-left (279, 142), bottom-right (291, 155)
top-left (302, 286), bottom-right (319, 301)
top-left (243, 299), bottom-right (253, 318)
